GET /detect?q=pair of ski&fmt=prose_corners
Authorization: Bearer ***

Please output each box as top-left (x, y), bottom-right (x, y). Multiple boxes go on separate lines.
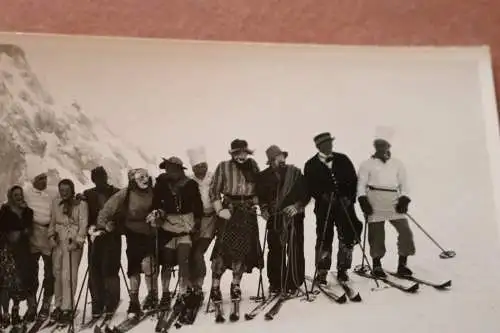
top-left (211, 297), bottom-right (240, 323)
top-left (102, 309), bottom-right (157, 333)
top-left (155, 296), bottom-right (202, 332)
top-left (244, 289), bottom-right (306, 321)
top-left (354, 267), bottom-right (452, 292)
top-left (305, 275), bottom-right (361, 304)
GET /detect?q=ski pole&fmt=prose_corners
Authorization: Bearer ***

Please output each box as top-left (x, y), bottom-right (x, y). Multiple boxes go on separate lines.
top-left (359, 215), bottom-right (368, 270)
top-left (68, 239), bottom-right (75, 333)
top-left (406, 213), bottom-right (456, 259)
top-left (337, 199), bottom-right (381, 289)
top-left (310, 192), bottom-right (335, 294)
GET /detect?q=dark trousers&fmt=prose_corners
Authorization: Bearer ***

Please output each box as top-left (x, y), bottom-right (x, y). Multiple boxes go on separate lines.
top-left (88, 232), bottom-right (122, 314)
top-left (266, 214), bottom-right (305, 291)
top-left (27, 252), bottom-right (54, 301)
top-left (189, 237), bottom-right (213, 287)
top-left (368, 219), bottom-right (416, 259)
top-left (314, 201), bottom-right (356, 272)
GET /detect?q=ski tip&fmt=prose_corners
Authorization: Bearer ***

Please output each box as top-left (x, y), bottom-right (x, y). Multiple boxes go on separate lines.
top-left (436, 280), bottom-right (452, 289)
top-left (407, 283), bottom-right (419, 293)
top-left (337, 294), bottom-right (348, 304)
top-left (351, 294), bottom-right (362, 302)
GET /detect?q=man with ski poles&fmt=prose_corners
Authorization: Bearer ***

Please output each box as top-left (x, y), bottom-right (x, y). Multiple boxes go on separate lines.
top-left (304, 132), bottom-right (363, 285)
top-left (256, 144), bottom-right (310, 296)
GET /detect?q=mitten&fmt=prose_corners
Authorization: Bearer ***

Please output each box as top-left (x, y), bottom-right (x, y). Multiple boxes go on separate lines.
top-left (395, 196), bottom-right (411, 214)
top-left (218, 209), bottom-right (231, 220)
top-left (283, 203), bottom-right (300, 217)
top-left (358, 196), bottom-right (373, 216)
top-left (48, 234), bottom-right (59, 248)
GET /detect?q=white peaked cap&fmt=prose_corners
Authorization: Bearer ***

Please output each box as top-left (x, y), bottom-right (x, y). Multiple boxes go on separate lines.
top-left (25, 154), bottom-right (49, 180)
top-left (374, 125), bottom-right (395, 143)
top-left (187, 146), bottom-right (207, 167)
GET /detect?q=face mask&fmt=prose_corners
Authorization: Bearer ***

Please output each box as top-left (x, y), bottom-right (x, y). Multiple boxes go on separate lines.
top-left (233, 152), bottom-right (249, 164)
top-left (133, 170), bottom-right (150, 189)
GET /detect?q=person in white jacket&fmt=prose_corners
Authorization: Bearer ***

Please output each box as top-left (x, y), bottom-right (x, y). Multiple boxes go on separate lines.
top-left (22, 161), bottom-right (57, 321)
top-left (357, 126), bottom-right (415, 278)
top-left (48, 179), bottom-right (88, 325)
top-left (186, 146), bottom-right (216, 295)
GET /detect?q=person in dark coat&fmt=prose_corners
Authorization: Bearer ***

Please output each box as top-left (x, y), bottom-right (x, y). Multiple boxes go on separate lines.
top-left (256, 145), bottom-right (310, 296)
top-left (0, 186), bottom-right (34, 326)
top-left (80, 166), bottom-right (121, 318)
top-left (304, 132), bottom-right (363, 283)
top-left (148, 156), bottom-right (203, 324)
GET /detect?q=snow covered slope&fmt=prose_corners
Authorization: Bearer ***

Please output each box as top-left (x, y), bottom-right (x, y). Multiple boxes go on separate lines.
top-left (0, 44), bottom-right (157, 198)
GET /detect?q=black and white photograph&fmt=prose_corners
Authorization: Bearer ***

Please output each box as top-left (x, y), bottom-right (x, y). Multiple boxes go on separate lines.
top-left (0, 32), bottom-right (499, 333)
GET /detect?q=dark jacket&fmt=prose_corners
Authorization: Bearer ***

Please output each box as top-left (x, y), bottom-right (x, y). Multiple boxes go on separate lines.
top-left (82, 185), bottom-right (120, 227)
top-left (152, 176), bottom-right (204, 221)
top-left (256, 165), bottom-right (310, 214)
top-left (304, 152), bottom-right (358, 207)
top-left (0, 204), bottom-right (33, 259)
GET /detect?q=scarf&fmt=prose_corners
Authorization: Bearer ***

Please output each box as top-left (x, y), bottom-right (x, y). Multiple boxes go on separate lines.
top-left (233, 158), bottom-right (259, 183)
top-left (59, 197), bottom-right (77, 218)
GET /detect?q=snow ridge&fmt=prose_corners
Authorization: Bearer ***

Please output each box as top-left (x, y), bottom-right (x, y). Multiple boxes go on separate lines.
top-left (0, 44), bottom-right (157, 198)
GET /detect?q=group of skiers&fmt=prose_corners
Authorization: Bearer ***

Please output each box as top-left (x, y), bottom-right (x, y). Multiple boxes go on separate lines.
top-left (0, 126), bottom-right (417, 329)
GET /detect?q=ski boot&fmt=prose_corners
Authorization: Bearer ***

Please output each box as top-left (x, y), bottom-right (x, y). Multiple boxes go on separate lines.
top-left (372, 258), bottom-right (387, 278)
top-left (229, 283), bottom-right (241, 322)
top-left (315, 270), bottom-right (328, 286)
top-left (268, 285), bottom-right (280, 296)
top-left (50, 308), bottom-right (63, 323)
top-left (0, 313), bottom-right (10, 329)
top-left (209, 287), bottom-right (224, 323)
top-left (178, 289), bottom-right (197, 325)
top-left (126, 295), bottom-right (142, 319)
top-left (159, 292), bottom-right (171, 311)
top-left (11, 306), bottom-right (21, 326)
top-left (397, 256), bottom-right (413, 277)
top-left (142, 292), bottom-right (158, 312)
top-left (38, 298), bottom-right (51, 319)
top-left (23, 307), bottom-right (36, 323)
top-left (192, 286), bottom-right (204, 308)
top-left (337, 269), bottom-right (349, 282)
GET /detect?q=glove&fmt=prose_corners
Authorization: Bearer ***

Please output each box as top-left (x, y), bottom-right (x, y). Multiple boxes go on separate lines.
top-left (75, 193), bottom-right (86, 201)
top-left (218, 209), bottom-right (231, 220)
top-left (283, 204), bottom-right (300, 218)
top-left (105, 221), bottom-right (116, 233)
top-left (48, 235), bottom-right (59, 248)
top-left (68, 239), bottom-right (83, 252)
top-left (193, 218), bottom-right (201, 234)
top-left (358, 196), bottom-right (373, 216)
top-left (88, 225), bottom-right (104, 243)
top-left (395, 196), bottom-right (411, 214)
top-left (321, 192), bottom-right (334, 203)
top-left (340, 197), bottom-right (352, 207)
top-left (146, 209), bottom-right (163, 227)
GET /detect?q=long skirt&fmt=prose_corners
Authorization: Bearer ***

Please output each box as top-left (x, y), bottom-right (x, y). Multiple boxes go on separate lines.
top-left (210, 206), bottom-right (263, 273)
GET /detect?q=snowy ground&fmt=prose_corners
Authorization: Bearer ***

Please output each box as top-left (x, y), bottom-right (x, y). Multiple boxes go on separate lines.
top-left (27, 204), bottom-right (500, 333)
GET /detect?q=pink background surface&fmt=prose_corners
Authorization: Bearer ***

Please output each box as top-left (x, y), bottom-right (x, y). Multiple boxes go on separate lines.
top-left (1, 0), bottom-right (499, 107)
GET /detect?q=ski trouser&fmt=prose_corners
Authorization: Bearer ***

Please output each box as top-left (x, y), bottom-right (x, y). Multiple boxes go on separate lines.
top-left (26, 252), bottom-right (54, 301)
top-left (52, 243), bottom-right (83, 311)
top-left (314, 200), bottom-right (362, 272)
top-left (367, 219), bottom-right (416, 259)
top-left (266, 213), bottom-right (305, 291)
top-left (189, 214), bottom-right (216, 288)
top-left (88, 231), bottom-right (122, 314)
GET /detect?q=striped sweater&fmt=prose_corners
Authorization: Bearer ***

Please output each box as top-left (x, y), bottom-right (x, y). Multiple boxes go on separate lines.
top-left (209, 159), bottom-right (260, 204)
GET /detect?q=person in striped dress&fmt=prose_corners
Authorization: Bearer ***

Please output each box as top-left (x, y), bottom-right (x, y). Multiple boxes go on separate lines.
top-left (208, 139), bottom-right (264, 304)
